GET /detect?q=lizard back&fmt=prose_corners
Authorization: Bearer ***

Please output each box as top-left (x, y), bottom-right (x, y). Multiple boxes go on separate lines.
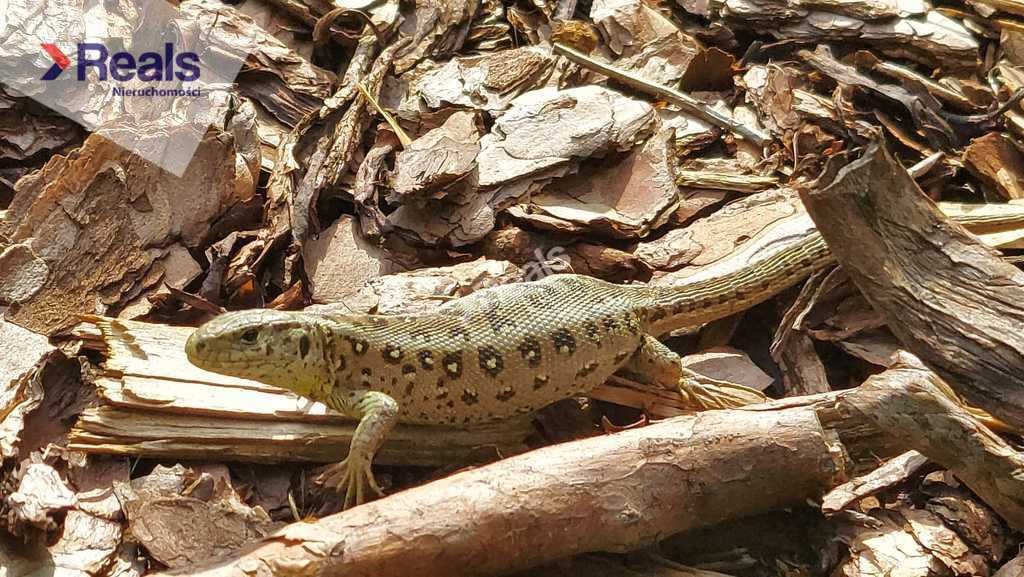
top-left (319, 274), bottom-right (647, 425)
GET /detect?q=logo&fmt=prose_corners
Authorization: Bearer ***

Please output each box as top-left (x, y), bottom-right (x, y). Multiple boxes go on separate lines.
top-left (4, 0), bottom-right (253, 176)
top-left (40, 43), bottom-right (70, 80)
top-left (40, 43), bottom-right (201, 82)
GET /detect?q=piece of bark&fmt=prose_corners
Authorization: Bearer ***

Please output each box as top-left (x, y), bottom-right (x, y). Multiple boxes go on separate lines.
top-left (740, 64), bottom-right (808, 134)
top-left (832, 501), bottom-right (990, 576)
top-left (302, 216), bottom-right (393, 304)
top-left (0, 318), bottom-right (55, 459)
top-left (963, 132), bottom-right (1024, 201)
top-left (474, 85), bottom-right (657, 189)
top-left (513, 128), bottom-right (680, 239)
top-left (7, 460), bottom-right (77, 530)
top-left (856, 52), bottom-right (980, 113)
top-left (389, 110), bottom-right (481, 201)
top-left (386, 47), bottom-right (557, 116)
top-left (799, 46), bottom-right (953, 149)
top-left (18, 456), bottom-right (137, 576)
top-left (391, 0), bottom-right (478, 74)
top-left (119, 464), bottom-right (277, 568)
top-left (152, 404), bottom-right (847, 577)
top-left (833, 330), bottom-right (902, 367)
top-left (821, 450), bottom-right (929, 515)
top-left (680, 347), bottom-right (773, 392)
top-left (996, 552), bottom-right (1024, 577)
top-left (771, 268), bottom-right (837, 395)
top-left (752, 8), bottom-right (979, 73)
top-left (390, 94), bottom-right (654, 248)
top-left (921, 471), bottom-right (1012, 565)
top-left (799, 139), bottom-right (1024, 433)
top-left (1, 120), bottom-right (255, 335)
top-left (0, 243), bottom-right (47, 304)
top-left (183, 1), bottom-right (335, 127)
top-left (590, 0), bottom-right (701, 87)
top-left (0, 92), bottom-right (82, 165)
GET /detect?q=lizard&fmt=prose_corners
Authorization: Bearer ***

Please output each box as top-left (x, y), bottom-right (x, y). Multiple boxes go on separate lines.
top-left (183, 206), bottom-right (1024, 508)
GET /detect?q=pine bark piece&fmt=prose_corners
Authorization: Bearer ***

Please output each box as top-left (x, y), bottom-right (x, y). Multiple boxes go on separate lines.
top-left (997, 552), bottom-right (1024, 577)
top-left (832, 497), bottom-right (991, 576)
top-left (152, 405), bottom-right (847, 577)
top-left (0, 125), bottom-right (250, 335)
top-left (0, 318), bottom-right (55, 459)
top-left (800, 140), bottom-right (1024, 432)
top-left (771, 268), bottom-right (835, 395)
top-left (963, 132), bottom-right (1024, 200)
top-left (388, 110), bottom-right (481, 201)
top-left (822, 450), bottom-right (929, 515)
top-left (301, 215), bottom-right (391, 304)
top-left (514, 128), bottom-right (681, 239)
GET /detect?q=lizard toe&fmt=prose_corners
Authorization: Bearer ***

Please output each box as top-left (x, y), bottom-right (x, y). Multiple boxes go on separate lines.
top-left (316, 458), bottom-right (351, 490)
top-left (316, 457), bottom-right (383, 509)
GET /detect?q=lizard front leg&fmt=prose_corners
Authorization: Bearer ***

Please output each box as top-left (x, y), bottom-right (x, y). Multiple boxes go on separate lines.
top-left (319, 390), bottom-right (399, 509)
top-left (622, 335), bottom-right (767, 410)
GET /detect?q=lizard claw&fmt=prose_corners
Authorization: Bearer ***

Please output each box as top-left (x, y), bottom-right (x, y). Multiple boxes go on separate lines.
top-left (316, 456), bottom-right (384, 509)
top-left (678, 367), bottom-right (767, 410)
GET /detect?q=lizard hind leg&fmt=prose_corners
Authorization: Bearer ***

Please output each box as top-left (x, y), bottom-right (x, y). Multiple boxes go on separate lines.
top-left (622, 335), bottom-right (768, 410)
top-left (317, 389), bottom-right (399, 509)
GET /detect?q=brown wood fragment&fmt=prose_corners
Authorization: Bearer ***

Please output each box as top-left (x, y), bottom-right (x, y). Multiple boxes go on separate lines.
top-left (800, 139), bottom-right (1024, 432)
top-left (822, 450), bottom-right (929, 515)
top-left (1, 128), bottom-right (250, 335)
top-left (963, 132), bottom-right (1024, 200)
top-left (771, 268), bottom-right (836, 396)
top-left (832, 489), bottom-right (992, 576)
top-left (996, 552), bottom-right (1024, 577)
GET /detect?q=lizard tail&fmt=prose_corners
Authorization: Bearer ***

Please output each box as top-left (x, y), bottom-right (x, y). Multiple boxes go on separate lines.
top-left (634, 233), bottom-right (834, 336)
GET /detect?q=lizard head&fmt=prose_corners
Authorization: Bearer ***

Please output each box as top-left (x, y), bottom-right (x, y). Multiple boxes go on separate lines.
top-left (185, 309), bottom-right (332, 398)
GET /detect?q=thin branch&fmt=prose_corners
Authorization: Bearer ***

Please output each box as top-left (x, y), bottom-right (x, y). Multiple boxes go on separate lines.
top-left (552, 42), bottom-right (771, 147)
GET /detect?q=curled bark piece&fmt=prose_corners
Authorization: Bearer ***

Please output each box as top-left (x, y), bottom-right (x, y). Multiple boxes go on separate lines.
top-left (821, 450), bottom-right (929, 515)
top-left (153, 407), bottom-right (846, 577)
top-left (799, 140), bottom-right (1024, 431)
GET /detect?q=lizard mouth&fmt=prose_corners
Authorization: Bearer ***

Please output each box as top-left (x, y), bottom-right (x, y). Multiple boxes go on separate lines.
top-left (184, 331), bottom-right (220, 366)
top-left (184, 333), bottom-right (272, 371)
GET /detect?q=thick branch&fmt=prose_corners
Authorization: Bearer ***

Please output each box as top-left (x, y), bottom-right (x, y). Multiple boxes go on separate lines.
top-left (155, 405), bottom-right (847, 577)
top-left (147, 354), bottom-right (1024, 576)
top-left (799, 140), bottom-right (1024, 430)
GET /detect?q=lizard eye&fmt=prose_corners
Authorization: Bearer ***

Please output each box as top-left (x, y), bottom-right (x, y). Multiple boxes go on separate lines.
top-left (240, 329), bottom-right (259, 345)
